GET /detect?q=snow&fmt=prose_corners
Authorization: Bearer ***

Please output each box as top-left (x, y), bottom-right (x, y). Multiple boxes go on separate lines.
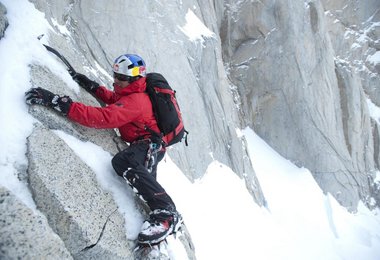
top-left (366, 98), bottom-right (380, 125)
top-left (1, 1), bottom-right (380, 259)
top-left (375, 171), bottom-right (380, 183)
top-left (178, 9), bottom-right (215, 44)
top-left (367, 51), bottom-right (380, 66)
top-left (51, 18), bottom-right (71, 36)
top-left (0, 0), bottom-right (51, 209)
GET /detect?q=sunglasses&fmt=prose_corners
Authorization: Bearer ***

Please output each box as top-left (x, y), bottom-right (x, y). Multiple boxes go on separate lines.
top-left (113, 72), bottom-right (133, 82)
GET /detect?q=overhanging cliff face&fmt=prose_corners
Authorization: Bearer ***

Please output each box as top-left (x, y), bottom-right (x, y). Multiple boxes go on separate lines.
top-left (220, 0), bottom-right (380, 211)
top-left (28, 0), bottom-right (265, 205)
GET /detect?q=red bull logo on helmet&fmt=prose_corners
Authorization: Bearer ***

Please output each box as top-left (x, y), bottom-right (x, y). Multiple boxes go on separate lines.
top-left (139, 66), bottom-right (146, 76)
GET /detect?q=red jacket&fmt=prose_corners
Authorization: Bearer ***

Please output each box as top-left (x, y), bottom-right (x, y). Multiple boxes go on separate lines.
top-left (67, 77), bottom-right (161, 143)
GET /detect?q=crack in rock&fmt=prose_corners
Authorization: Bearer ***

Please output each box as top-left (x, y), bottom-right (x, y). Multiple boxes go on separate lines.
top-left (80, 208), bottom-right (119, 252)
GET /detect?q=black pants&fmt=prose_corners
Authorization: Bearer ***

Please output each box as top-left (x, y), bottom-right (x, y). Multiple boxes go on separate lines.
top-left (111, 142), bottom-right (176, 211)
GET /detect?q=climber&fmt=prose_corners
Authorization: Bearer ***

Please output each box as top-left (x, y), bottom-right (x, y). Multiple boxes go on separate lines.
top-left (25, 54), bottom-right (183, 245)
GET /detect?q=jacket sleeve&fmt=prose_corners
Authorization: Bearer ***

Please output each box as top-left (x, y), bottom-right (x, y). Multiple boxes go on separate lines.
top-left (94, 86), bottom-right (119, 104)
top-left (67, 99), bottom-right (141, 129)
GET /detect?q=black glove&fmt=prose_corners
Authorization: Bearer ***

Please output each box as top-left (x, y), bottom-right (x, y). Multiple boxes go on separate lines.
top-left (25, 87), bottom-right (58, 107)
top-left (25, 87), bottom-right (72, 116)
top-left (72, 73), bottom-right (99, 93)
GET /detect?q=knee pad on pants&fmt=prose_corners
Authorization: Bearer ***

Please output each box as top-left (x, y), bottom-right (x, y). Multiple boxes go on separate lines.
top-left (111, 153), bottom-right (133, 177)
top-left (123, 169), bottom-right (147, 202)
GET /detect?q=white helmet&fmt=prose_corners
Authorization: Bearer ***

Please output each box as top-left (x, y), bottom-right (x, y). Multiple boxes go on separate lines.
top-left (112, 54), bottom-right (146, 79)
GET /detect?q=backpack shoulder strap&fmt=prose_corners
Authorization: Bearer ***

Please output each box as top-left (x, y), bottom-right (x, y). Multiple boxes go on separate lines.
top-left (146, 73), bottom-right (171, 89)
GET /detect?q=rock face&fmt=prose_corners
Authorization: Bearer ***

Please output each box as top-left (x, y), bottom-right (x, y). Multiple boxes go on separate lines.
top-left (28, 0), bottom-right (266, 204)
top-left (220, 0), bottom-right (380, 210)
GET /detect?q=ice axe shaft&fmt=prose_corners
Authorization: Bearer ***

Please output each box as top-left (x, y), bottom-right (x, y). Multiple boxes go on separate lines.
top-left (37, 34), bottom-right (76, 76)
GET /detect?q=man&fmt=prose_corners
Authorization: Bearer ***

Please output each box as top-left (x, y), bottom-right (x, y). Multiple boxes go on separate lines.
top-left (25, 54), bottom-right (182, 245)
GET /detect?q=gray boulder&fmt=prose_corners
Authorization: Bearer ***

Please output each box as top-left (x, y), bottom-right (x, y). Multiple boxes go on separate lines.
top-left (0, 2), bottom-right (8, 39)
top-left (0, 185), bottom-right (72, 259)
top-left (27, 125), bottom-right (133, 259)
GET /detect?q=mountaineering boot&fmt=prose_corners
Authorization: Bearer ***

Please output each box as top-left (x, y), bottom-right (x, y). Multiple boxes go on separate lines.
top-left (138, 209), bottom-right (183, 244)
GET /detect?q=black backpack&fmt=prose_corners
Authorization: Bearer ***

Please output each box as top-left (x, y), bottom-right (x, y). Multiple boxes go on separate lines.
top-left (145, 73), bottom-right (188, 146)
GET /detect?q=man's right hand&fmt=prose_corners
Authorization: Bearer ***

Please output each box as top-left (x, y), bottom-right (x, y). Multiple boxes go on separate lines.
top-left (25, 87), bottom-right (73, 116)
top-left (72, 73), bottom-right (99, 93)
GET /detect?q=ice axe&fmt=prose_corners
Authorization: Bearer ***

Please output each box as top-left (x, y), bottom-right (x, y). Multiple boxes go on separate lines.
top-left (37, 34), bottom-right (76, 76)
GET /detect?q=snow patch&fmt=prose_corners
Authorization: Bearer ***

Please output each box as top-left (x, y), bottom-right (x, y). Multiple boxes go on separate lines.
top-left (51, 18), bottom-right (71, 36)
top-left (366, 98), bottom-right (380, 124)
top-left (367, 51), bottom-right (380, 66)
top-left (178, 9), bottom-right (215, 44)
